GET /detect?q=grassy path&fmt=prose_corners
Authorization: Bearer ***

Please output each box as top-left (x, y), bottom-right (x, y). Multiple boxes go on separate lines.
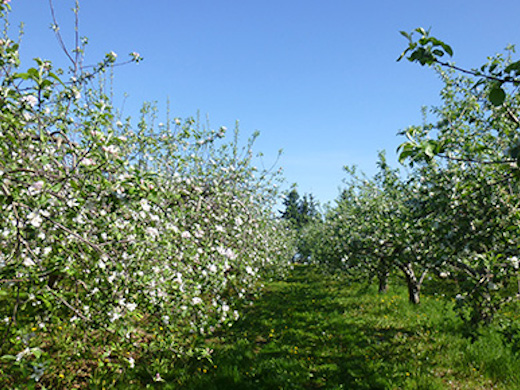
top-left (167, 264), bottom-right (519, 390)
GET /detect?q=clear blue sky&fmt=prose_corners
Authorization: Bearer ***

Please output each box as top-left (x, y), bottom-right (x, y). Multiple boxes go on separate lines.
top-left (8, 1), bottom-right (520, 205)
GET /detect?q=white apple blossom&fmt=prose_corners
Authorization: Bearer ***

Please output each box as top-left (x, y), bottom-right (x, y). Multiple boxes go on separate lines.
top-left (28, 180), bottom-right (44, 195)
top-left (165, 223), bottom-right (179, 233)
top-left (109, 310), bottom-right (121, 322)
top-left (67, 198), bottom-right (79, 208)
top-left (140, 199), bottom-right (151, 212)
top-left (27, 212), bottom-right (43, 228)
top-left (146, 227), bottom-right (159, 237)
top-left (16, 347), bottom-right (37, 362)
top-left (21, 94), bottom-right (37, 107)
top-left (102, 145), bottom-right (119, 156)
top-left (81, 157), bottom-right (96, 167)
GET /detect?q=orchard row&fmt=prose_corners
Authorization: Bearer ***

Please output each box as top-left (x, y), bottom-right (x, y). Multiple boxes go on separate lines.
top-left (300, 29), bottom-right (520, 329)
top-left (0, 3), bottom-right (294, 387)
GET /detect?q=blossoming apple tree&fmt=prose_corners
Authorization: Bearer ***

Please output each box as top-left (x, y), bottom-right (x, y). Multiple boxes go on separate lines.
top-left (0, 2), bottom-right (294, 387)
top-left (396, 28), bottom-right (520, 325)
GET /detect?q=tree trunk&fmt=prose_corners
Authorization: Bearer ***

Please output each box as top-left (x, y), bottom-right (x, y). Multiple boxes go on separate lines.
top-left (377, 257), bottom-right (390, 294)
top-left (378, 270), bottom-right (389, 294)
top-left (407, 278), bottom-right (421, 304)
top-left (401, 262), bottom-right (421, 304)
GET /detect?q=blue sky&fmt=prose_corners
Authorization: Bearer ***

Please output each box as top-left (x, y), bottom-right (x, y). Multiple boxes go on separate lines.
top-left (8, 1), bottom-right (520, 205)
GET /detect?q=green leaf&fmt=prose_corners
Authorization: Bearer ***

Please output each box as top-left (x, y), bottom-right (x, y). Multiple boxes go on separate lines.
top-left (14, 72), bottom-right (30, 80)
top-left (397, 143), bottom-right (416, 164)
top-left (0, 355), bottom-right (17, 361)
top-left (399, 30), bottom-right (411, 39)
top-left (48, 72), bottom-right (65, 86)
top-left (40, 79), bottom-right (53, 89)
top-left (508, 143), bottom-right (520, 159)
top-left (27, 67), bottom-right (39, 77)
top-left (424, 141), bottom-right (436, 158)
top-left (398, 149), bottom-right (414, 164)
top-left (505, 60), bottom-right (520, 76)
top-left (442, 43), bottom-right (453, 56)
top-left (432, 49), bottom-right (444, 57)
top-left (489, 86), bottom-right (506, 106)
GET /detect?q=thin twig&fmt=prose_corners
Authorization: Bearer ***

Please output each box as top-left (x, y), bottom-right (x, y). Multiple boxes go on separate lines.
top-left (437, 154), bottom-right (515, 166)
top-left (436, 59), bottom-right (520, 85)
top-left (0, 279), bottom-right (30, 284)
top-left (48, 0), bottom-right (75, 67)
top-left (45, 285), bottom-right (90, 322)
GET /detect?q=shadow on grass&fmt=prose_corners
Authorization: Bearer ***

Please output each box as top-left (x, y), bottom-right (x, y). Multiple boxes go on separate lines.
top-left (170, 265), bottom-right (455, 390)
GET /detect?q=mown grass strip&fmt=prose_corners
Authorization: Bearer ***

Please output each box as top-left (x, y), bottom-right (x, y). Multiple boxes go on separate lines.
top-left (149, 264), bottom-right (517, 390)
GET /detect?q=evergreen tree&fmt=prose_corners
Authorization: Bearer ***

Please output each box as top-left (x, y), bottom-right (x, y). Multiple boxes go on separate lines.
top-left (280, 189), bottom-right (319, 230)
top-left (280, 189), bottom-right (301, 226)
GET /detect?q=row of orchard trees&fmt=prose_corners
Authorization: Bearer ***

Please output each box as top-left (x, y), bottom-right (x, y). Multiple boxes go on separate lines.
top-left (302, 29), bottom-right (520, 328)
top-left (0, 3), bottom-right (294, 386)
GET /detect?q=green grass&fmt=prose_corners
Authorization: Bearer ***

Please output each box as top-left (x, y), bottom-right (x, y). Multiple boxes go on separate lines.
top-left (163, 265), bottom-right (520, 390)
top-left (4, 264), bottom-right (520, 389)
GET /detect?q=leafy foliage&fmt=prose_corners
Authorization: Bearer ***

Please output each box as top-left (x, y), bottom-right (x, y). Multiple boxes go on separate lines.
top-left (302, 30), bottom-right (520, 325)
top-left (0, 3), bottom-right (294, 387)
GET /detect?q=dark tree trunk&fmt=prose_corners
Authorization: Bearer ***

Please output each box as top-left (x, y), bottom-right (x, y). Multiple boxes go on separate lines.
top-left (377, 257), bottom-right (390, 294)
top-left (378, 270), bottom-right (389, 294)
